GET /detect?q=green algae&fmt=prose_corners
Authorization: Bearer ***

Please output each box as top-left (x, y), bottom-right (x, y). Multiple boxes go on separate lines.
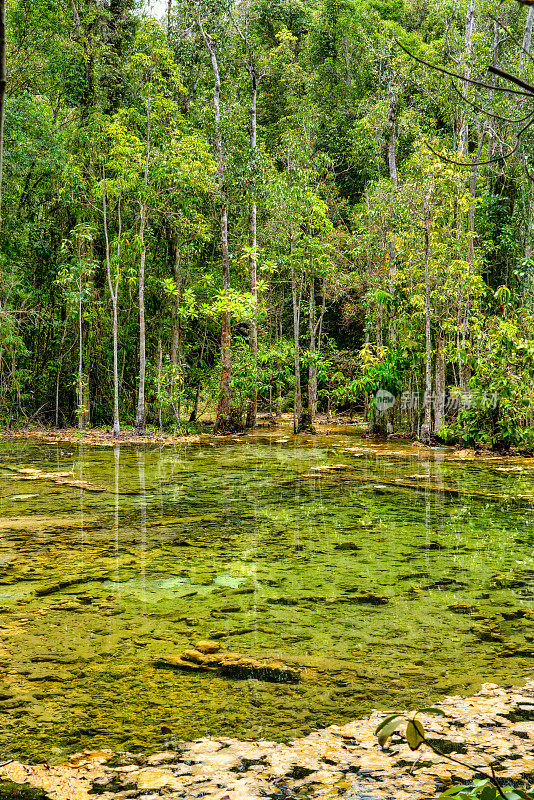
top-left (0, 430), bottom-right (533, 763)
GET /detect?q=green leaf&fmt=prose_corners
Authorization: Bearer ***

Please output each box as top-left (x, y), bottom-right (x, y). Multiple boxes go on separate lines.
top-left (374, 713), bottom-right (404, 735)
top-left (406, 719), bottom-right (425, 750)
top-left (376, 717), bottom-right (404, 747)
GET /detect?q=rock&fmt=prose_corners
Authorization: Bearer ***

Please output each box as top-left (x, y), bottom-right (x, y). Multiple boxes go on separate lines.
top-left (154, 656), bottom-right (201, 671)
top-left (267, 597), bottom-right (299, 605)
top-left (146, 752), bottom-right (178, 766)
top-left (448, 604), bottom-right (476, 615)
top-left (195, 640), bottom-right (221, 654)
top-left (501, 609), bottom-right (529, 620)
top-left (155, 647), bottom-right (301, 683)
top-left (217, 655), bottom-right (300, 683)
top-left (26, 667), bottom-right (72, 682)
top-left (335, 593), bottom-right (389, 605)
top-left (310, 464), bottom-right (350, 472)
top-left (181, 649), bottom-right (207, 665)
top-left (334, 543), bottom-right (361, 551)
top-left (455, 449), bottom-right (476, 459)
top-left (136, 768), bottom-right (183, 791)
top-left (500, 645), bottom-right (534, 658)
top-left (0, 780), bottom-right (51, 799)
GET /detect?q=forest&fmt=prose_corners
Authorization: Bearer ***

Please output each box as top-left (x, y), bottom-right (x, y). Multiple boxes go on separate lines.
top-left (3, 0), bottom-right (534, 449)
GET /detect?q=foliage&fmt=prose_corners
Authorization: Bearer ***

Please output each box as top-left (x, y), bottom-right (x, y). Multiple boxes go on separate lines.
top-left (1, 0), bottom-right (534, 442)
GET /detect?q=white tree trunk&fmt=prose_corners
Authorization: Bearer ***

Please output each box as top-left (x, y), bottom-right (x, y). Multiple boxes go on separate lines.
top-left (459, 0), bottom-right (476, 155)
top-left (521, 7), bottom-right (534, 69)
top-left (197, 5), bottom-right (232, 431)
top-left (246, 65), bottom-right (258, 429)
top-left (135, 91), bottom-right (151, 435)
top-left (103, 173), bottom-right (120, 437)
top-left (421, 217), bottom-right (432, 441)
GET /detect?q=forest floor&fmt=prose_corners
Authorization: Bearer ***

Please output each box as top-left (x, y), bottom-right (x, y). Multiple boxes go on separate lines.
top-left (0, 413), bottom-right (364, 448)
top-left (1, 681), bottom-right (534, 800)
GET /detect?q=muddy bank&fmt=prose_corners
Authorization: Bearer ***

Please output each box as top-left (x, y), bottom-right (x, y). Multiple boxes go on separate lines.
top-left (2, 681), bottom-right (534, 800)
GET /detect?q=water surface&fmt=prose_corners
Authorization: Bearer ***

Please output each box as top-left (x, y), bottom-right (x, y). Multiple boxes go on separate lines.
top-left (0, 429), bottom-right (533, 762)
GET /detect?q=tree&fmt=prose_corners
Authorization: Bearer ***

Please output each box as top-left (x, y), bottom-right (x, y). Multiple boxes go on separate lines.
top-left (197, 2), bottom-right (233, 432)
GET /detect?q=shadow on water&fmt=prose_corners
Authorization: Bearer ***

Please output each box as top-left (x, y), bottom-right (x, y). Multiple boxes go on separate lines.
top-left (0, 427), bottom-right (533, 762)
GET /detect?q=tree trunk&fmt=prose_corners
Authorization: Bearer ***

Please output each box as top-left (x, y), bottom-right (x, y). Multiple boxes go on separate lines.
top-left (167, 0), bottom-right (172, 37)
top-left (246, 65), bottom-right (258, 429)
top-left (170, 242), bottom-right (181, 424)
top-left (487, 20), bottom-right (500, 168)
top-left (135, 202), bottom-right (147, 435)
top-left (103, 172), bottom-right (120, 438)
top-left (291, 238), bottom-right (302, 434)
top-left (78, 281), bottom-right (84, 431)
top-left (421, 217), bottom-right (432, 442)
top-left (308, 278), bottom-right (317, 420)
top-left (197, 6), bottom-right (232, 432)
top-left (459, 0), bottom-right (476, 155)
top-left (135, 90), bottom-right (151, 436)
top-left (0, 0), bottom-right (6, 230)
top-left (170, 243), bottom-right (180, 368)
top-left (387, 85), bottom-right (397, 347)
top-left (434, 331), bottom-right (446, 433)
top-left (189, 385), bottom-right (200, 423)
top-left (467, 124), bottom-right (486, 266)
top-left (157, 337), bottom-right (163, 431)
top-left (521, 7), bottom-right (534, 69)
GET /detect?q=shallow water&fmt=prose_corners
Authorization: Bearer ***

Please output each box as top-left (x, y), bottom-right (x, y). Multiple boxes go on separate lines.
top-left (0, 428), bottom-right (533, 763)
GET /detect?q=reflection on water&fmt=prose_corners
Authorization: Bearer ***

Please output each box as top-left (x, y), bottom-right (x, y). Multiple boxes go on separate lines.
top-left (0, 428), bottom-right (533, 763)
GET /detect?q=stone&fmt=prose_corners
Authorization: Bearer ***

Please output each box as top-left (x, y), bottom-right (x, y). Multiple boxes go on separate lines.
top-left (334, 543), bottom-right (361, 551)
top-left (195, 640), bottom-right (221, 654)
top-left (154, 656), bottom-right (201, 671)
top-left (456, 449), bottom-right (476, 458)
top-left (155, 647), bottom-right (301, 683)
top-left (146, 752), bottom-right (179, 766)
top-left (181, 649), bottom-right (206, 665)
top-left (0, 780), bottom-right (51, 799)
top-left (309, 464), bottom-right (350, 471)
top-left (136, 768), bottom-right (183, 791)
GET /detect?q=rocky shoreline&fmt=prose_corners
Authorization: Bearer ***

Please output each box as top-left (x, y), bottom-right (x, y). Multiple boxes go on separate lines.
top-left (2, 681), bottom-right (534, 800)
top-left (1, 423), bottom-right (533, 463)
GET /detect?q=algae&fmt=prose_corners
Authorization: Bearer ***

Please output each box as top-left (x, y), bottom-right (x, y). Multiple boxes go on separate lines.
top-left (0, 431), bottom-right (534, 763)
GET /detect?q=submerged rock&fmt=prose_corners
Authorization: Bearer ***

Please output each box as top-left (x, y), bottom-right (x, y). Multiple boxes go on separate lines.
top-left (195, 640), bottom-right (221, 654)
top-left (0, 780), bottom-right (51, 799)
top-left (155, 646), bottom-right (301, 683)
top-left (309, 464), bottom-right (350, 472)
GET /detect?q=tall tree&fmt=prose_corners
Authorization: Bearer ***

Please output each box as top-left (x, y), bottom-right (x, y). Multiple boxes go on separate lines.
top-left (0, 0), bottom-right (6, 230)
top-left (197, 3), bottom-right (233, 432)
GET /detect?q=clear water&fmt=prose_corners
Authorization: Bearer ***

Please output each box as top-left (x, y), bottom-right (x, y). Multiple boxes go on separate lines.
top-left (0, 429), bottom-right (533, 763)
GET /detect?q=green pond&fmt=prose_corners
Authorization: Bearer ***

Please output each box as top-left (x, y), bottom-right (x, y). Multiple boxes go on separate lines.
top-left (0, 428), bottom-right (534, 763)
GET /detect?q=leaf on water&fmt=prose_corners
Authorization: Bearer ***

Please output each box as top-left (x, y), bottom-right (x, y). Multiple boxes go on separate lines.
top-left (406, 719), bottom-right (425, 750)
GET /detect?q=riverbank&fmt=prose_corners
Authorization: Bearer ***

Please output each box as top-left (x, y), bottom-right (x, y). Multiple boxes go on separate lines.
top-left (0, 421), bottom-right (532, 464)
top-left (1, 681), bottom-right (534, 800)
